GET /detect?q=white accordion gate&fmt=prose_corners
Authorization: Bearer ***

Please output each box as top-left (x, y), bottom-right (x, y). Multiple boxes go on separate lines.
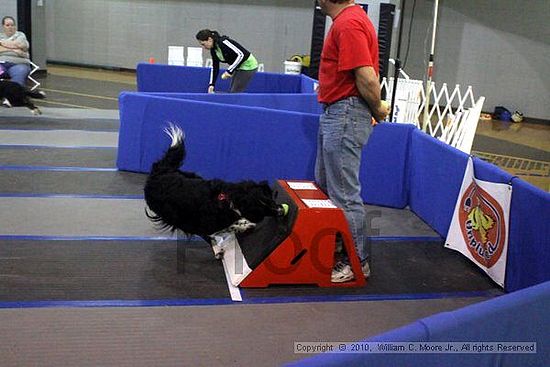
top-left (381, 67), bottom-right (485, 154)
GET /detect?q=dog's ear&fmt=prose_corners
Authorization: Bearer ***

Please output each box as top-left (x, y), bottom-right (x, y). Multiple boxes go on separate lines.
top-left (258, 181), bottom-right (273, 196)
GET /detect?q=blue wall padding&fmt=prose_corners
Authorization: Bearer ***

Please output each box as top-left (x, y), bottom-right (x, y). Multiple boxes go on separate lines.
top-left (407, 129), bottom-right (469, 237)
top-left (404, 131), bottom-right (550, 290)
top-left (136, 63), bottom-right (309, 94)
top-left (506, 179), bottom-right (550, 292)
top-left (361, 123), bottom-right (415, 208)
top-left (471, 156), bottom-right (514, 184)
top-left (145, 93), bottom-right (323, 114)
top-left (287, 280), bottom-right (550, 367)
top-left (244, 72), bottom-right (302, 93)
top-left (137, 64), bottom-right (213, 92)
top-left (300, 74), bottom-right (318, 93)
top-left (116, 93), bottom-right (148, 171)
top-left (117, 92), bottom-right (412, 206)
top-left (117, 92), bottom-right (319, 182)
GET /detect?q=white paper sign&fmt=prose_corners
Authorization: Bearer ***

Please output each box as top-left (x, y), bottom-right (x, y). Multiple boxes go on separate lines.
top-left (301, 199), bottom-right (337, 209)
top-left (287, 181), bottom-right (317, 190)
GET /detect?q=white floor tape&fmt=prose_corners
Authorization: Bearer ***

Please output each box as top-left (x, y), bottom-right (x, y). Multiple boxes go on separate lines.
top-left (222, 259), bottom-right (243, 302)
top-left (213, 233), bottom-right (253, 302)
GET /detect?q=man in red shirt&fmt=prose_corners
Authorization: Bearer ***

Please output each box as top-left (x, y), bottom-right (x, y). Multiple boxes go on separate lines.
top-left (316, 0), bottom-right (389, 283)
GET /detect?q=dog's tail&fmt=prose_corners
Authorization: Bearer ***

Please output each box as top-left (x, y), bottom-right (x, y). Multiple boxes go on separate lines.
top-left (150, 123), bottom-right (186, 175)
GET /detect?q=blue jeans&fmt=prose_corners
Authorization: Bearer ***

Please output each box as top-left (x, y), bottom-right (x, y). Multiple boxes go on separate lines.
top-left (315, 96), bottom-right (373, 263)
top-left (1, 62), bottom-right (31, 87)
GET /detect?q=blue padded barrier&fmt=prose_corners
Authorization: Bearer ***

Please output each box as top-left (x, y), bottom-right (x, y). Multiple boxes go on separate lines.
top-left (471, 156), bottom-right (514, 184)
top-left (300, 74), bottom-right (318, 93)
top-left (244, 72), bottom-right (302, 93)
top-left (506, 179), bottom-right (550, 292)
top-left (407, 128), bottom-right (469, 237)
top-left (117, 92), bottom-right (411, 207)
top-left (145, 93), bottom-right (323, 115)
top-left (137, 64), bottom-right (211, 93)
top-left (116, 93), bottom-right (148, 171)
top-left (361, 123), bottom-right (414, 208)
top-left (287, 280), bottom-right (550, 367)
top-left (406, 131), bottom-right (550, 291)
top-left (136, 63), bottom-right (309, 94)
top-left (117, 92), bottom-right (319, 182)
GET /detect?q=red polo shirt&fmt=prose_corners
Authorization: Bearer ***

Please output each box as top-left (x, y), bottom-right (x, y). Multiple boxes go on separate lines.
top-left (318, 5), bottom-right (379, 104)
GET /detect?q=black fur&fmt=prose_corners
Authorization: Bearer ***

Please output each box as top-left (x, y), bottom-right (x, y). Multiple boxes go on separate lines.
top-left (144, 124), bottom-right (283, 238)
top-left (0, 80), bottom-right (45, 114)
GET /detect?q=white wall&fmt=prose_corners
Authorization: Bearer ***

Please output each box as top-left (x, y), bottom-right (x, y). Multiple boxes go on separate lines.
top-left (396, 0), bottom-right (550, 120)
top-left (0, 0), bottom-right (17, 19)
top-left (45, 0), bottom-right (313, 73)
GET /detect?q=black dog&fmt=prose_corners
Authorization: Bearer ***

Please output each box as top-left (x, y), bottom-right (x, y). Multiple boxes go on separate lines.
top-left (0, 80), bottom-right (45, 115)
top-left (144, 124), bottom-right (287, 242)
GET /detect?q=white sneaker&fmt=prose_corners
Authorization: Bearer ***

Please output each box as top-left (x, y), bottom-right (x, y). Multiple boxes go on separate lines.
top-left (362, 261), bottom-right (371, 278)
top-left (331, 261), bottom-right (354, 283)
top-left (331, 261), bottom-right (371, 283)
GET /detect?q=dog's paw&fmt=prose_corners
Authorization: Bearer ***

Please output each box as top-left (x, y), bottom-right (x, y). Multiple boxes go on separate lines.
top-left (31, 108), bottom-right (42, 115)
top-left (212, 243), bottom-right (224, 259)
top-left (2, 98), bottom-right (12, 108)
top-left (229, 218), bottom-right (256, 233)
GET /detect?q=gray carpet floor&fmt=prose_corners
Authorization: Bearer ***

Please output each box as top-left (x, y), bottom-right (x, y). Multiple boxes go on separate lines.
top-left (0, 297), bottom-right (491, 367)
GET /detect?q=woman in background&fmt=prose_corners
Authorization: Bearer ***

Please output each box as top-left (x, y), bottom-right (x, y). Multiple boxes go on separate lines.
top-left (0, 16), bottom-right (31, 86)
top-left (196, 29), bottom-right (258, 93)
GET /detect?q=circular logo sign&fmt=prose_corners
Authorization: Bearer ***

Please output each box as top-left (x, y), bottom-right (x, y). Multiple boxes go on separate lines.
top-left (458, 182), bottom-right (506, 268)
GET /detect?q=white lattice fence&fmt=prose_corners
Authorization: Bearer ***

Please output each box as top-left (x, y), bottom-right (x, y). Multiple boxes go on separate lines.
top-left (380, 75), bottom-right (485, 154)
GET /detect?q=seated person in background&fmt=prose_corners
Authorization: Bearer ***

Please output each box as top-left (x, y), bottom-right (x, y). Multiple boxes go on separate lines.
top-left (0, 16), bottom-right (31, 87)
top-left (196, 29), bottom-right (258, 93)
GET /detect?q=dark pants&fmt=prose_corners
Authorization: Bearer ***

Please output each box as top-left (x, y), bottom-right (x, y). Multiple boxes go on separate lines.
top-left (230, 68), bottom-right (257, 93)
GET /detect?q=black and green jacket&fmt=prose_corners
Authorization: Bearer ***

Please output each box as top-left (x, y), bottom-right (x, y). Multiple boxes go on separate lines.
top-left (209, 35), bottom-right (255, 87)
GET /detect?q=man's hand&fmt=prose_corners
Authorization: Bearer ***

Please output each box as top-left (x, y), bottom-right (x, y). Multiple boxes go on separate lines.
top-left (373, 100), bottom-right (390, 122)
top-left (354, 66), bottom-right (390, 122)
top-left (221, 71), bottom-right (232, 80)
top-left (208, 85), bottom-right (215, 94)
